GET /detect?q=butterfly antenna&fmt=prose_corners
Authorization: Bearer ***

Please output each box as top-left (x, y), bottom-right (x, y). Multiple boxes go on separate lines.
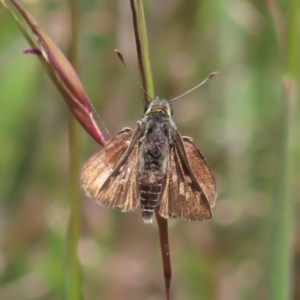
top-left (114, 49), bottom-right (153, 101)
top-left (89, 101), bottom-right (111, 138)
top-left (170, 71), bottom-right (219, 102)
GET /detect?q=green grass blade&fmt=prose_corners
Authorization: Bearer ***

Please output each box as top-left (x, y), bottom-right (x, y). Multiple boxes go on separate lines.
top-left (136, 0), bottom-right (154, 98)
top-left (65, 0), bottom-right (83, 299)
top-left (266, 0), bottom-right (299, 299)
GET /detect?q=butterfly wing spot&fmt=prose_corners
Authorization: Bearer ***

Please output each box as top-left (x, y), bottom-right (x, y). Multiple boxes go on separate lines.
top-left (179, 182), bottom-right (185, 195)
top-left (93, 167), bottom-right (114, 189)
top-left (186, 176), bottom-right (192, 184)
top-left (185, 191), bottom-right (190, 200)
top-left (195, 191), bottom-right (201, 199)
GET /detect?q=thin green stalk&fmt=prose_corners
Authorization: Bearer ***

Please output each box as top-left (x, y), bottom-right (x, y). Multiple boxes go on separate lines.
top-left (136, 0), bottom-right (154, 98)
top-left (130, 0), bottom-right (154, 107)
top-left (65, 0), bottom-right (82, 299)
top-left (266, 0), bottom-right (299, 299)
top-left (286, 0), bottom-right (298, 78)
top-left (267, 92), bottom-right (291, 300)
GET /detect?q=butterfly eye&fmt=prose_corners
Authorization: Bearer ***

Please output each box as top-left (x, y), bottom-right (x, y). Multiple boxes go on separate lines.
top-left (170, 106), bottom-right (173, 116)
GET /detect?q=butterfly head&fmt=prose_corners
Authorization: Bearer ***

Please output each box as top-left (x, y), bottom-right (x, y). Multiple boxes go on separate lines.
top-left (145, 97), bottom-right (173, 117)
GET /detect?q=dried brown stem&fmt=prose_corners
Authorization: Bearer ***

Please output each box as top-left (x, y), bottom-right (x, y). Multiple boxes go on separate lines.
top-left (155, 208), bottom-right (171, 300)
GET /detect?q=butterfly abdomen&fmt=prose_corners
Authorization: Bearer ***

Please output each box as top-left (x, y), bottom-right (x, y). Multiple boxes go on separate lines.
top-left (138, 115), bottom-right (171, 223)
top-left (139, 168), bottom-right (165, 223)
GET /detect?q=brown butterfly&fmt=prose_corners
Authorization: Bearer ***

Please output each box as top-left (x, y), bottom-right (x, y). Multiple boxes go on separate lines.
top-left (82, 96), bottom-right (217, 223)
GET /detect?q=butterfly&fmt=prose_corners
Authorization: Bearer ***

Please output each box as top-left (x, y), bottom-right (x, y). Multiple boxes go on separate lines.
top-left (82, 97), bottom-right (217, 223)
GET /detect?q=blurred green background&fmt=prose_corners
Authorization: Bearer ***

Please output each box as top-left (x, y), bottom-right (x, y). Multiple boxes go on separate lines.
top-left (0, 0), bottom-right (299, 299)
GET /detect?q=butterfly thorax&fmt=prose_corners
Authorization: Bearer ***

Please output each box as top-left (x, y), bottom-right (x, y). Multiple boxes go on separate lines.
top-left (138, 98), bottom-right (174, 223)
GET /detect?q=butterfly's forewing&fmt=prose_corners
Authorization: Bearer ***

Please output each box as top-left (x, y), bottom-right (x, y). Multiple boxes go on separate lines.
top-left (97, 137), bottom-right (140, 211)
top-left (82, 127), bottom-right (140, 211)
top-left (159, 131), bottom-right (212, 221)
top-left (82, 128), bottom-right (133, 197)
top-left (183, 136), bottom-right (217, 207)
top-left (83, 125), bottom-right (140, 211)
